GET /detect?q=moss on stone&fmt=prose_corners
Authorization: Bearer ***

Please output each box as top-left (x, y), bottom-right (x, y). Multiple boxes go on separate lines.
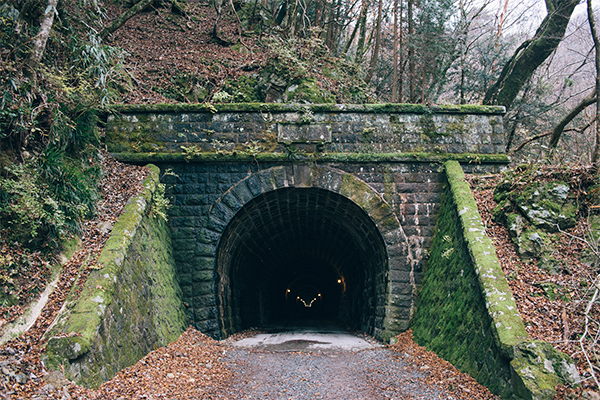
top-left (44, 165), bottom-right (187, 388)
top-left (510, 341), bottom-right (580, 399)
top-left (109, 151), bottom-right (510, 165)
top-left (413, 160), bottom-right (578, 399)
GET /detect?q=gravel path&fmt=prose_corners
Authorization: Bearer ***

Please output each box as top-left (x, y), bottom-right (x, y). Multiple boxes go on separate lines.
top-left (223, 343), bottom-right (451, 399)
top-left (44, 328), bottom-right (499, 399)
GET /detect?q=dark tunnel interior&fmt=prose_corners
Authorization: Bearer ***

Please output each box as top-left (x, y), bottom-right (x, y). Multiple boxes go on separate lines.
top-left (215, 188), bottom-right (389, 336)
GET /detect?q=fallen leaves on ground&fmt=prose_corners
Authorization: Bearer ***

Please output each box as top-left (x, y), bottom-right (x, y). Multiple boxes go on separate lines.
top-left (390, 330), bottom-right (499, 400)
top-left (70, 327), bottom-right (233, 400)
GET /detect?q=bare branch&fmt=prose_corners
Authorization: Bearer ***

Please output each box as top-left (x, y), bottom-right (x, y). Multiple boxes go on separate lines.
top-left (548, 92), bottom-right (597, 148)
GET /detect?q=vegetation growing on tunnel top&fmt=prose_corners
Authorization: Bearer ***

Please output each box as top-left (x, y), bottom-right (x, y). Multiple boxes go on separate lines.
top-left (106, 103), bottom-right (506, 115)
top-left (109, 151), bottom-right (510, 165)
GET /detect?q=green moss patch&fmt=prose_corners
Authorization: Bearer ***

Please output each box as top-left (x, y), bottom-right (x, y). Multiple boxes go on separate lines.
top-left (107, 103), bottom-right (505, 115)
top-left (110, 151), bottom-right (510, 164)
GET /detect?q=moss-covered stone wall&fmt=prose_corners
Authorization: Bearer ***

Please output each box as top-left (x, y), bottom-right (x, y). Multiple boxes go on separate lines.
top-left (104, 103), bottom-right (505, 155)
top-left (411, 168), bottom-right (514, 396)
top-left (44, 165), bottom-right (187, 388)
top-left (412, 161), bottom-right (579, 399)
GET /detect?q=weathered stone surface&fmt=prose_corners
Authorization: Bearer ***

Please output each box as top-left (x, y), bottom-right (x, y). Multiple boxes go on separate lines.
top-left (105, 104), bottom-right (506, 155)
top-left (511, 341), bottom-right (580, 399)
top-left (412, 161), bottom-right (578, 399)
top-left (517, 182), bottom-right (577, 232)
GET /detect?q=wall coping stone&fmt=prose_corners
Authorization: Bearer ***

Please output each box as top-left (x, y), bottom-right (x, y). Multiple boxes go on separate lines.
top-left (110, 152), bottom-right (510, 164)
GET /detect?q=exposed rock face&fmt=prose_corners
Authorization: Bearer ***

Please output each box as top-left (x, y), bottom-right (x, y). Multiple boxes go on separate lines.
top-left (494, 181), bottom-right (578, 262)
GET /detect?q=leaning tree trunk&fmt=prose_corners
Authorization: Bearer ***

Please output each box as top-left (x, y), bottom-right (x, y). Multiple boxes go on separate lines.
top-left (354, 0), bottom-right (369, 65)
top-left (548, 92), bottom-right (597, 149)
top-left (483, 0), bottom-right (580, 109)
top-left (27, 0), bottom-right (58, 68)
top-left (100, 0), bottom-right (153, 40)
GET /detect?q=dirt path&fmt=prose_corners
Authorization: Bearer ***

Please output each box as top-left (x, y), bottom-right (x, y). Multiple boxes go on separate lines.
top-left (218, 327), bottom-right (485, 400)
top-left (59, 327), bottom-right (499, 399)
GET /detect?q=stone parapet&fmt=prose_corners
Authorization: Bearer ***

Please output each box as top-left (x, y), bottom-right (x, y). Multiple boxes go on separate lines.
top-left (105, 103), bottom-right (505, 155)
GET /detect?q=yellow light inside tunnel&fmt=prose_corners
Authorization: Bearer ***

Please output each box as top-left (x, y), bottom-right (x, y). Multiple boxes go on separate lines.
top-left (286, 288), bottom-right (291, 293)
top-left (337, 279), bottom-right (342, 284)
top-left (318, 293), bottom-right (321, 297)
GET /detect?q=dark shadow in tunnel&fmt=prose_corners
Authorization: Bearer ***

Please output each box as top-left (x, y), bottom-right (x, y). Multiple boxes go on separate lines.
top-left (215, 187), bottom-right (388, 338)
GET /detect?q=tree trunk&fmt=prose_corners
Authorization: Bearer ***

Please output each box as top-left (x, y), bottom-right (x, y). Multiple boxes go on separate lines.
top-left (354, 0), bottom-right (369, 65)
top-left (286, 0), bottom-right (299, 35)
top-left (364, 0), bottom-right (382, 84)
top-left (588, 0), bottom-right (600, 164)
top-left (27, 0), bottom-right (58, 68)
top-left (482, 0), bottom-right (580, 109)
top-left (100, 0), bottom-right (153, 41)
top-left (325, 0), bottom-right (336, 49)
top-left (342, 15), bottom-right (360, 57)
top-left (407, 0), bottom-right (414, 102)
top-left (392, 0), bottom-right (399, 101)
top-left (398, 0), bottom-right (404, 102)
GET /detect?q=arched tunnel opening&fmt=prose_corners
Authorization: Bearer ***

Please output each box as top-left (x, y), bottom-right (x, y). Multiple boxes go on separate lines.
top-left (215, 187), bottom-right (389, 337)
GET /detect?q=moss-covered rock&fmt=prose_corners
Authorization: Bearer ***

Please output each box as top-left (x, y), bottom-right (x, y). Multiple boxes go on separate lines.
top-left (513, 227), bottom-right (551, 259)
top-left (511, 341), bottom-right (580, 400)
top-left (517, 182), bottom-right (577, 232)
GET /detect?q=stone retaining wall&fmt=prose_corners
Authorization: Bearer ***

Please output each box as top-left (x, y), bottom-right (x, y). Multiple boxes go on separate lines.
top-left (44, 165), bottom-right (187, 388)
top-left (412, 161), bottom-right (579, 399)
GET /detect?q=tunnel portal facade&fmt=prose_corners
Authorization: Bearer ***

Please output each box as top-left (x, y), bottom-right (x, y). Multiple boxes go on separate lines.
top-left (162, 162), bottom-right (455, 341)
top-left (106, 104), bottom-right (507, 341)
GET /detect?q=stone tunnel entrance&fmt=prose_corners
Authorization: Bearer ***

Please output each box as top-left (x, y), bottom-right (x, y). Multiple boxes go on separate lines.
top-left (215, 187), bottom-right (389, 337)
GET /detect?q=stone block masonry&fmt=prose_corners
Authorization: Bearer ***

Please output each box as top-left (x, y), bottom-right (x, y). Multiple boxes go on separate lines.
top-left (105, 103), bottom-right (506, 156)
top-left (44, 165), bottom-right (187, 388)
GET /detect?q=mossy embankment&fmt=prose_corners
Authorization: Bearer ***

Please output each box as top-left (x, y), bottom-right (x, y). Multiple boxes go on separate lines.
top-left (44, 165), bottom-right (187, 388)
top-left (412, 161), bottom-right (579, 399)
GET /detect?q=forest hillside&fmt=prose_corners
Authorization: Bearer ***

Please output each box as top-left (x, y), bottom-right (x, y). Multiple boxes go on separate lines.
top-left (1, 0), bottom-right (600, 398)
